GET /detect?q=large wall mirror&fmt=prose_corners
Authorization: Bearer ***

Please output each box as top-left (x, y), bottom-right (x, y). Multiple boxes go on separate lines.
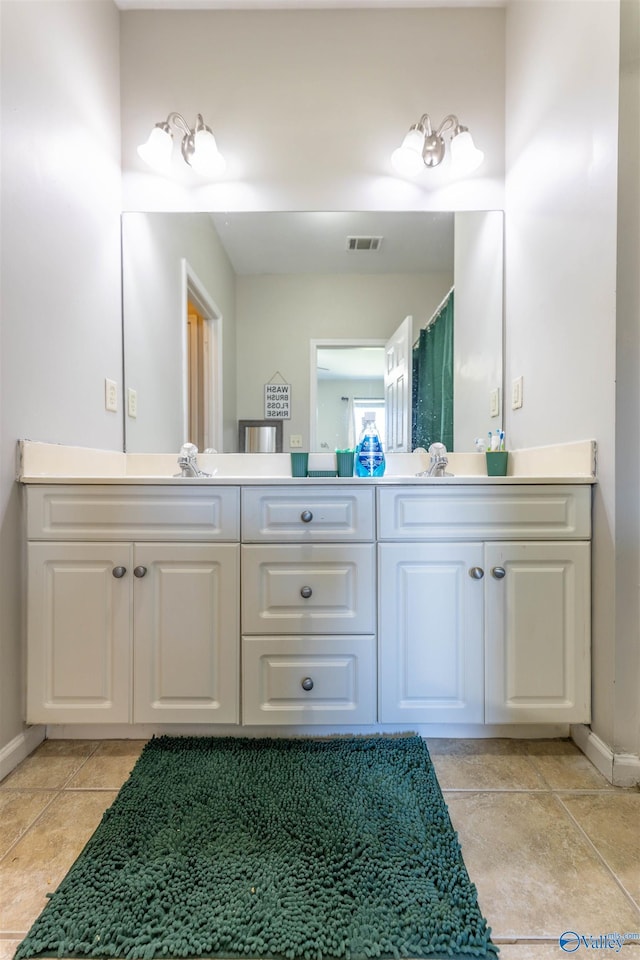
top-left (121, 210), bottom-right (503, 454)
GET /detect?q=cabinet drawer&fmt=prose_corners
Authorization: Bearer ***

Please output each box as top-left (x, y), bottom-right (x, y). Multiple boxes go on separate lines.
top-left (241, 486), bottom-right (374, 541)
top-left (241, 544), bottom-right (375, 634)
top-left (26, 485), bottom-right (240, 541)
top-left (242, 635), bottom-right (376, 724)
top-left (378, 485), bottom-right (591, 541)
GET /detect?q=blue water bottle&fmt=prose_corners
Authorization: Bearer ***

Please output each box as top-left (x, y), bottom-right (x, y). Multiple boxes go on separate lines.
top-left (355, 412), bottom-right (385, 477)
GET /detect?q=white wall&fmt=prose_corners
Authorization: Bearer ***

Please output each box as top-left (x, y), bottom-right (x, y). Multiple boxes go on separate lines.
top-left (236, 273), bottom-right (451, 449)
top-left (0, 1), bottom-right (122, 753)
top-left (504, 2), bottom-right (622, 751)
top-left (120, 8), bottom-right (505, 213)
top-left (453, 211), bottom-right (504, 453)
top-left (122, 213), bottom-right (237, 453)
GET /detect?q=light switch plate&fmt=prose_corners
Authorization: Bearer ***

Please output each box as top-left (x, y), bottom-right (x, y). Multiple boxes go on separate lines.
top-left (105, 378), bottom-right (118, 413)
top-left (512, 376), bottom-right (524, 410)
top-left (290, 435), bottom-right (303, 448)
top-left (489, 388), bottom-right (500, 418)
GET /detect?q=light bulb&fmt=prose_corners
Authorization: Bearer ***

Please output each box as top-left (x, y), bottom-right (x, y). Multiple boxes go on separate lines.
top-left (188, 128), bottom-right (226, 177)
top-left (449, 129), bottom-right (484, 174)
top-left (137, 124), bottom-right (173, 173)
top-left (391, 127), bottom-right (426, 177)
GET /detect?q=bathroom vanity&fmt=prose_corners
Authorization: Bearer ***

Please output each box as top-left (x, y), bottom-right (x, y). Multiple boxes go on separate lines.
top-left (20, 441), bottom-right (594, 734)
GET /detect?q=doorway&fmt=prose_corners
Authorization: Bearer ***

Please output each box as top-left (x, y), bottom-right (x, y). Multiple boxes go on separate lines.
top-left (182, 260), bottom-right (223, 453)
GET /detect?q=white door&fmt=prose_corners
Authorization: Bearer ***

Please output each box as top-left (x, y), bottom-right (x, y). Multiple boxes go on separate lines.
top-left (379, 542), bottom-right (485, 723)
top-left (27, 542), bottom-right (132, 724)
top-left (384, 315), bottom-right (413, 453)
top-left (484, 541), bottom-right (591, 723)
top-left (133, 542), bottom-right (239, 723)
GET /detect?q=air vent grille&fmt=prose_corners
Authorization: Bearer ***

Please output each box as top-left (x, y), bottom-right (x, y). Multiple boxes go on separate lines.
top-left (346, 236), bottom-right (383, 252)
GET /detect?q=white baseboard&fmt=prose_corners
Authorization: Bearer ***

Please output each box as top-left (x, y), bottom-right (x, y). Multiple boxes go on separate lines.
top-left (0, 725), bottom-right (45, 782)
top-left (571, 724), bottom-right (640, 787)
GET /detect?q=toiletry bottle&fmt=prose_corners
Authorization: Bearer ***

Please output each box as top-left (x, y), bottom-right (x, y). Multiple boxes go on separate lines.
top-left (355, 412), bottom-right (385, 477)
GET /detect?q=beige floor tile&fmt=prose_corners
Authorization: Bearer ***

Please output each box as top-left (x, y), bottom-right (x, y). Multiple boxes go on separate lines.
top-left (1, 741), bottom-right (98, 790)
top-left (0, 940), bottom-right (21, 960)
top-left (560, 792), bottom-right (640, 905)
top-left (428, 738), bottom-right (528, 756)
top-left (496, 941), bottom-right (640, 959)
top-left (445, 791), bottom-right (640, 939)
top-left (67, 739), bottom-right (145, 788)
top-left (523, 741), bottom-right (613, 790)
top-left (432, 753), bottom-right (546, 790)
top-left (0, 791), bottom-right (56, 859)
top-left (26, 740), bottom-right (98, 758)
top-left (92, 739), bottom-right (147, 758)
top-left (0, 790), bottom-right (116, 933)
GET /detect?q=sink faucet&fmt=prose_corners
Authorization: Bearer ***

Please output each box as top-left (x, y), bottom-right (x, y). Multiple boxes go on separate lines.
top-left (175, 443), bottom-right (212, 478)
top-left (416, 442), bottom-right (451, 477)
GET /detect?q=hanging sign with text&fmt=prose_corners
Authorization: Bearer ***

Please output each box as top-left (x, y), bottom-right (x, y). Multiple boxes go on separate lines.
top-left (264, 382), bottom-right (291, 419)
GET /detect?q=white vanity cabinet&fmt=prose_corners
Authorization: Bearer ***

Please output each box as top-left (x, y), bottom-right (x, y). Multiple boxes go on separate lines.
top-left (378, 485), bottom-right (592, 725)
top-left (240, 487), bottom-right (377, 724)
top-left (25, 485), bottom-right (240, 724)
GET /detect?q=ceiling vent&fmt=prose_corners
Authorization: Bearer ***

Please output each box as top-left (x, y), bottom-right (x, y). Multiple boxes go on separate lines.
top-left (346, 236), bottom-right (383, 252)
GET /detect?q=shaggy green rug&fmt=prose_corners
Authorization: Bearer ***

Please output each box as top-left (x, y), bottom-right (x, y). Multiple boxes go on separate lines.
top-left (16, 735), bottom-right (498, 960)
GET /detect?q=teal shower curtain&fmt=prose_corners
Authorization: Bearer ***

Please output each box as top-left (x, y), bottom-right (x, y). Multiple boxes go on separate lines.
top-left (412, 291), bottom-right (454, 451)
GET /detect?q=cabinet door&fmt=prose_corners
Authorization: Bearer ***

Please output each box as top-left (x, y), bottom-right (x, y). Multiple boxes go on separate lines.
top-left (27, 542), bottom-right (132, 723)
top-left (133, 543), bottom-right (239, 723)
top-left (379, 542), bottom-right (484, 723)
top-left (484, 541), bottom-right (590, 723)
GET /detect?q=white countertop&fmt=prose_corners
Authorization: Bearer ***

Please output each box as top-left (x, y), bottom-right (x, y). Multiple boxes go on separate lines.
top-left (16, 440), bottom-right (597, 486)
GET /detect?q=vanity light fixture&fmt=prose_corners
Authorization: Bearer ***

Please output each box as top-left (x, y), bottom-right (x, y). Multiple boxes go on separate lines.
top-left (137, 112), bottom-right (226, 178)
top-left (391, 114), bottom-right (484, 178)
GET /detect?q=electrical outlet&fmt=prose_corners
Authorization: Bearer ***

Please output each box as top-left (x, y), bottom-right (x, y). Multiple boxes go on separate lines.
top-left (512, 376), bottom-right (524, 410)
top-left (127, 388), bottom-right (138, 419)
top-left (489, 388), bottom-right (500, 419)
top-left (290, 434), bottom-right (303, 448)
top-left (105, 378), bottom-right (118, 413)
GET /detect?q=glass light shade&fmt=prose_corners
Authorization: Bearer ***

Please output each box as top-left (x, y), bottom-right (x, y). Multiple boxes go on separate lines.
top-left (188, 128), bottom-right (226, 177)
top-left (449, 129), bottom-right (484, 174)
top-left (391, 128), bottom-right (426, 177)
top-left (137, 125), bottom-right (173, 172)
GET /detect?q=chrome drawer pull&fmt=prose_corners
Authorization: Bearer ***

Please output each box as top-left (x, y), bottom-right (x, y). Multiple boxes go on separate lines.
top-left (469, 566), bottom-right (484, 580)
top-left (492, 566), bottom-right (506, 579)
top-left (112, 566), bottom-right (127, 579)
top-left (300, 510), bottom-right (313, 523)
top-left (300, 585), bottom-right (313, 599)
top-left (133, 566), bottom-right (148, 578)
top-left (301, 677), bottom-right (314, 691)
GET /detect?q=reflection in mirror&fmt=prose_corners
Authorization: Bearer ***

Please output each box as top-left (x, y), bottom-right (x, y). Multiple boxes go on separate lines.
top-left (122, 211), bottom-right (503, 453)
top-left (312, 342), bottom-right (386, 452)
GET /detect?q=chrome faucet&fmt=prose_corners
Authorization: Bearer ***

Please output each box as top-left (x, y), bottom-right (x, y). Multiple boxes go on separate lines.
top-left (416, 442), bottom-right (451, 477)
top-left (175, 443), bottom-right (212, 478)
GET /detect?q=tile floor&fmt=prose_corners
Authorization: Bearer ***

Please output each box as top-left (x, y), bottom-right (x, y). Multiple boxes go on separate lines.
top-left (0, 737), bottom-right (638, 960)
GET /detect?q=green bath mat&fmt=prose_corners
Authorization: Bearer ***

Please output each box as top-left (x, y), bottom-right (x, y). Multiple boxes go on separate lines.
top-left (16, 735), bottom-right (497, 960)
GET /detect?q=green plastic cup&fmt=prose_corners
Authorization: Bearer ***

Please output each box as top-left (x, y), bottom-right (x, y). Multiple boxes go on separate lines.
top-left (336, 450), bottom-right (355, 477)
top-left (290, 452), bottom-right (309, 477)
top-left (486, 451), bottom-right (509, 476)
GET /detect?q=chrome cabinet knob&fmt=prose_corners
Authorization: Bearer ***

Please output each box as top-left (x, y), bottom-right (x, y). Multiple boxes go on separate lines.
top-left (133, 566), bottom-right (148, 578)
top-left (301, 677), bottom-right (314, 691)
top-left (300, 510), bottom-right (313, 523)
top-left (469, 566), bottom-right (484, 580)
top-left (300, 585), bottom-right (313, 599)
top-left (112, 566), bottom-right (127, 579)
top-left (492, 566), bottom-right (506, 579)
